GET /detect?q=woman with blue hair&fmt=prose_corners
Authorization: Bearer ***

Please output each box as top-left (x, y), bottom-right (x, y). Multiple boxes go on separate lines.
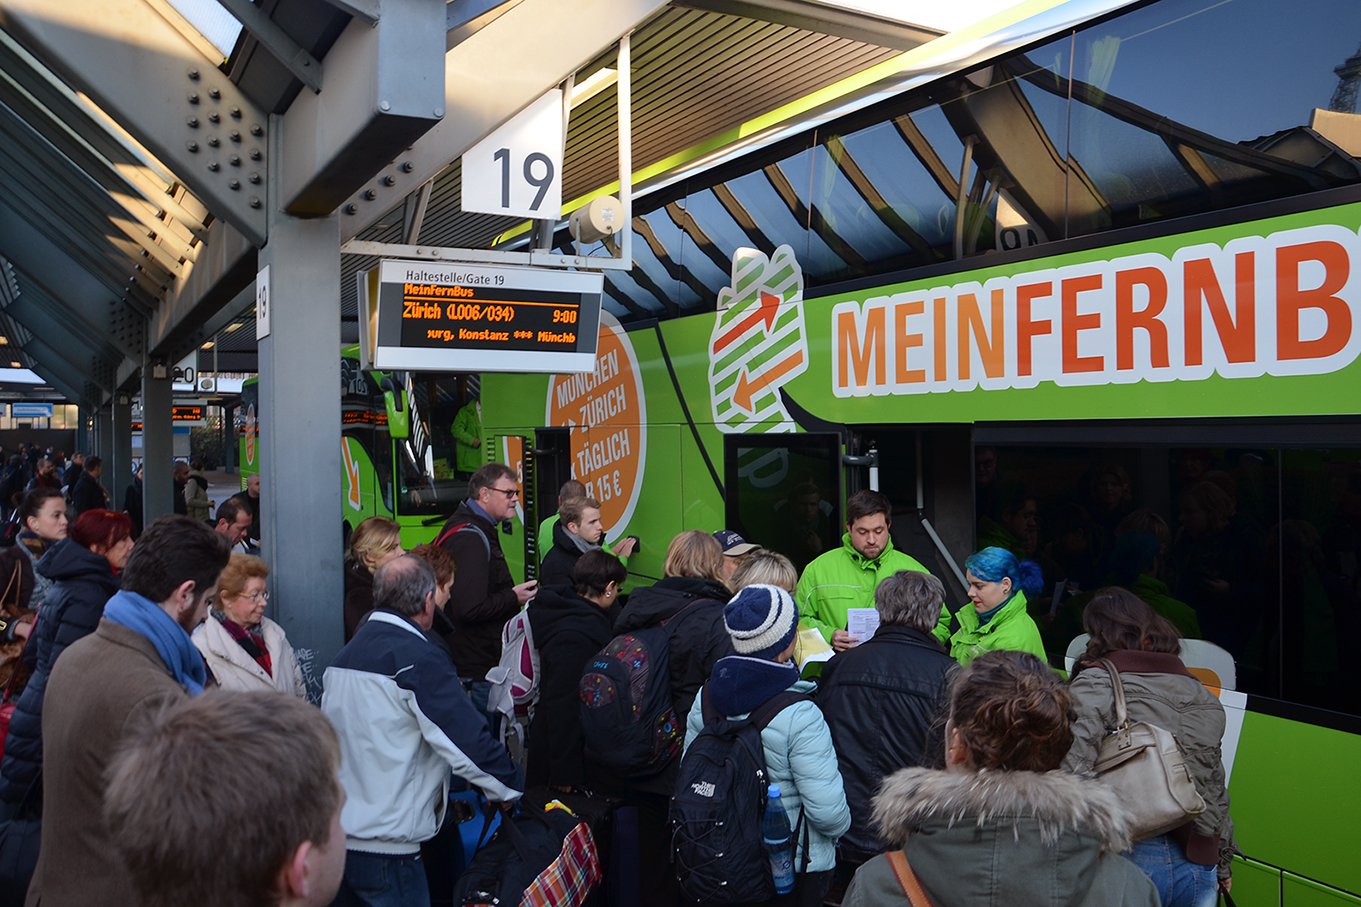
top-left (949, 546), bottom-right (1047, 666)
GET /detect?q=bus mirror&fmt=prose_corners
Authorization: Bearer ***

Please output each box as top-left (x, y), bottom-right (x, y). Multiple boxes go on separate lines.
top-left (384, 387), bottom-right (410, 439)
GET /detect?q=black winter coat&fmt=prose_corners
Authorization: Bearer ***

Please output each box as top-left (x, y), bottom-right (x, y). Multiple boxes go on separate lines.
top-left (817, 624), bottom-right (956, 858)
top-left (343, 559), bottom-right (375, 642)
top-left (525, 586), bottom-right (614, 789)
top-left (440, 501), bottom-right (519, 678)
top-left (539, 521), bottom-right (591, 592)
top-left (0, 539), bottom-right (118, 805)
top-left (613, 575), bottom-right (733, 728)
top-left (70, 473), bottom-right (107, 516)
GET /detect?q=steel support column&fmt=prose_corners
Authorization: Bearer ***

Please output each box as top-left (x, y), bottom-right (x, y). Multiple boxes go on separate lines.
top-left (112, 393), bottom-right (133, 512)
top-left (141, 365), bottom-right (174, 521)
top-left (223, 403), bottom-right (237, 474)
top-left (76, 409), bottom-right (91, 461)
top-left (258, 111), bottom-right (343, 670)
top-left (95, 404), bottom-right (114, 502)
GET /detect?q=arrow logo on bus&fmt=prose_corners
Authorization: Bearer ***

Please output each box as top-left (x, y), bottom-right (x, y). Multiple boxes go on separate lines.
top-left (732, 350), bottom-right (805, 413)
top-left (706, 244), bottom-right (809, 436)
top-left (712, 291), bottom-right (780, 353)
top-left (342, 439), bottom-right (362, 510)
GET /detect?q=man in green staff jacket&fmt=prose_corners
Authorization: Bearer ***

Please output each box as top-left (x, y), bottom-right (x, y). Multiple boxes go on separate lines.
top-left (796, 490), bottom-right (949, 652)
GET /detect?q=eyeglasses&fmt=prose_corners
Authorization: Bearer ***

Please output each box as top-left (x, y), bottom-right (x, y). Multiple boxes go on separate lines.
top-left (238, 590), bottom-right (269, 603)
top-left (491, 486), bottom-right (519, 499)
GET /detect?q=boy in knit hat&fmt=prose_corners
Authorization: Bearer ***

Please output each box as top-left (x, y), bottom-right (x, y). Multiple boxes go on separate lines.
top-left (682, 584), bottom-right (851, 903)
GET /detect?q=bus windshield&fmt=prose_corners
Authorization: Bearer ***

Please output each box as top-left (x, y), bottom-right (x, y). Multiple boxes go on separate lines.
top-left (395, 371), bottom-right (473, 519)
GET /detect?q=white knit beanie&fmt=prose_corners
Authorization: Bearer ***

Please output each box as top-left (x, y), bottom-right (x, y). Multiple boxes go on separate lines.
top-left (723, 584), bottom-right (798, 660)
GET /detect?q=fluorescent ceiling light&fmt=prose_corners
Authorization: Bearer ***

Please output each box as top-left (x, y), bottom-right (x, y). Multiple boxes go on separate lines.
top-left (8, 361), bottom-right (20, 368)
top-left (807, 0), bottom-right (1029, 34)
top-left (165, 0), bottom-right (243, 60)
top-left (224, 321), bottom-right (244, 333)
top-left (201, 341), bottom-right (215, 349)
top-left (571, 67), bottom-right (618, 107)
top-left (0, 337), bottom-right (8, 345)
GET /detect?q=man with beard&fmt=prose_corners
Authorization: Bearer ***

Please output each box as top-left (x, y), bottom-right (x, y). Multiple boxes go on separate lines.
top-left (24, 515), bottom-right (230, 907)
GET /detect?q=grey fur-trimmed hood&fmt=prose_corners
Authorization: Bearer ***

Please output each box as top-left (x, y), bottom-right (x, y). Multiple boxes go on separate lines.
top-left (872, 767), bottom-right (1133, 854)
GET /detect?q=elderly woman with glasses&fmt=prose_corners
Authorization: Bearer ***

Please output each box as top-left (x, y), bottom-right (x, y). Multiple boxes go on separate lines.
top-left (193, 553), bottom-right (304, 697)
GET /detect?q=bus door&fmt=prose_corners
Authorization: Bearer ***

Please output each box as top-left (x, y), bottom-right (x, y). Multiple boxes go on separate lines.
top-left (722, 433), bottom-right (842, 574)
top-left (531, 427), bottom-right (573, 571)
top-left (842, 427), bottom-right (972, 592)
top-left (487, 433), bottom-right (536, 579)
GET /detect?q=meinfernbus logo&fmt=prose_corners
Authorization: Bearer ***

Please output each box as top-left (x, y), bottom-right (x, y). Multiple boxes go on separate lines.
top-left (832, 224), bottom-right (1361, 397)
top-left (708, 245), bottom-right (810, 433)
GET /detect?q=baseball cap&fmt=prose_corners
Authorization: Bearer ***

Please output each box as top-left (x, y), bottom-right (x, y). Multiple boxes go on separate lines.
top-left (713, 529), bottom-right (758, 557)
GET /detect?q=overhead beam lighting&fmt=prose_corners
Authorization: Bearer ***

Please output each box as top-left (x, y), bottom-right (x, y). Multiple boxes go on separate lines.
top-left (805, 0), bottom-right (1029, 34)
top-left (571, 67), bottom-right (618, 107)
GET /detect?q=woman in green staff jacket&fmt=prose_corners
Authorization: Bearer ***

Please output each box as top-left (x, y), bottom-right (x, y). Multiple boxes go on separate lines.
top-left (949, 546), bottom-right (1047, 666)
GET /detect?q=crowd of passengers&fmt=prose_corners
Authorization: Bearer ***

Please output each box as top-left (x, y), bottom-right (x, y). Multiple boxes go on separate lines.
top-left (0, 460), bottom-right (1235, 907)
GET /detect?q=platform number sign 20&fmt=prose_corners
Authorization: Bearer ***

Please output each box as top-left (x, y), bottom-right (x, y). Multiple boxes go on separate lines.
top-left (462, 90), bottom-right (564, 221)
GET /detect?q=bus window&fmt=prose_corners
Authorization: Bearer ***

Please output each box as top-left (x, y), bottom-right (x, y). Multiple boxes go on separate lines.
top-left (723, 433), bottom-right (841, 573)
top-left (395, 373), bottom-right (473, 519)
top-left (972, 436), bottom-right (1361, 718)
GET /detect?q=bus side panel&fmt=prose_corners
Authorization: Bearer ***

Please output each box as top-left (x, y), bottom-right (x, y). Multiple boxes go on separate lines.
top-left (1230, 711), bottom-right (1361, 896)
top-left (1231, 858), bottom-right (1282, 906)
top-left (1283, 874), bottom-right (1361, 905)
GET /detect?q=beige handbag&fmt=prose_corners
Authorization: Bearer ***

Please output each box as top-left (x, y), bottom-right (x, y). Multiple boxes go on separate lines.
top-left (1092, 658), bottom-right (1206, 841)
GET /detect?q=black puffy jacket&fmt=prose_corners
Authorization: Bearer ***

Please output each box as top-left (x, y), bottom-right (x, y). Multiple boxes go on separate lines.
top-left (538, 520), bottom-right (589, 592)
top-left (613, 575), bottom-right (733, 727)
top-left (525, 586), bottom-right (614, 789)
top-left (0, 539), bottom-right (118, 805)
top-left (816, 624), bottom-right (956, 858)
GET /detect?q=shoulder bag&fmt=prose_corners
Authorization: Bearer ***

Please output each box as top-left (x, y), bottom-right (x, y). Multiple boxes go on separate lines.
top-left (885, 850), bottom-right (935, 907)
top-left (1092, 658), bottom-right (1206, 840)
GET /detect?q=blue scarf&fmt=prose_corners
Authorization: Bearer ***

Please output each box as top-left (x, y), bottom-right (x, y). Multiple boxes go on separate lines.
top-left (707, 655), bottom-right (801, 717)
top-left (103, 589), bottom-right (207, 695)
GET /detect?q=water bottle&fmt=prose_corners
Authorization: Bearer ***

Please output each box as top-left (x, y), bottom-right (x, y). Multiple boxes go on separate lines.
top-left (762, 783), bottom-right (795, 894)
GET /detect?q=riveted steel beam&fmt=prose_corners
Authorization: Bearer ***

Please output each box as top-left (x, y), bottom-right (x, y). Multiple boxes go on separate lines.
top-left (339, 0), bottom-right (669, 239)
top-left (0, 0), bottom-right (269, 243)
top-left (148, 218), bottom-right (255, 358)
top-left (0, 200), bottom-right (146, 362)
top-left (0, 30), bottom-right (210, 242)
top-left (216, 0), bottom-right (323, 94)
top-left (279, 0), bottom-right (446, 215)
top-left (15, 343), bottom-right (86, 404)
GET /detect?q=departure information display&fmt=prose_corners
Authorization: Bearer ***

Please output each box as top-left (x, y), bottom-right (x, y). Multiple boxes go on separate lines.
top-left (369, 259), bottom-right (603, 373)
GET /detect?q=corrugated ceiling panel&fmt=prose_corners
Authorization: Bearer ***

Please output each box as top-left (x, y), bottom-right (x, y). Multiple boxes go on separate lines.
top-left (337, 5), bottom-right (902, 318)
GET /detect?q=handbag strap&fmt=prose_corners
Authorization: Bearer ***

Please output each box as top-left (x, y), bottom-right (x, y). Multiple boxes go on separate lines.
top-left (1098, 658), bottom-right (1130, 728)
top-left (0, 560), bottom-right (21, 616)
top-left (885, 850), bottom-right (935, 907)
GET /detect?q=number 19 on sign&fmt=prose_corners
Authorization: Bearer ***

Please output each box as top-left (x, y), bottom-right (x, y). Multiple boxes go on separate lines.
top-left (461, 90), bottom-right (564, 220)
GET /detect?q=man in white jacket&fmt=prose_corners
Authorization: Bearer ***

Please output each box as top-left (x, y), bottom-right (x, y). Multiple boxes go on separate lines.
top-left (323, 555), bottom-right (522, 907)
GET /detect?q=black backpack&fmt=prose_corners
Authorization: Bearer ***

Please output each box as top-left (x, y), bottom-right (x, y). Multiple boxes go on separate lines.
top-left (669, 687), bottom-right (811, 905)
top-left (578, 622), bottom-right (684, 778)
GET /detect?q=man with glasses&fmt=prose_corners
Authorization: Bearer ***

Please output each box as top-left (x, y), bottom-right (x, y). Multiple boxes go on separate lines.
top-left (436, 463), bottom-right (536, 734)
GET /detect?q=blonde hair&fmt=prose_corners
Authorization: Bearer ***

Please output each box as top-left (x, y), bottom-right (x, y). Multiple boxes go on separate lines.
top-left (216, 553), bottom-right (268, 599)
top-left (349, 516), bottom-right (401, 570)
top-left (663, 530), bottom-right (725, 586)
top-left (731, 548), bottom-right (797, 593)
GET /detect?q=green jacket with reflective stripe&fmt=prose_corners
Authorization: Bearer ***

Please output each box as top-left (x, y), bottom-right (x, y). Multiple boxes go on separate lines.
top-left (795, 533), bottom-right (948, 646)
top-left (948, 590), bottom-right (1047, 666)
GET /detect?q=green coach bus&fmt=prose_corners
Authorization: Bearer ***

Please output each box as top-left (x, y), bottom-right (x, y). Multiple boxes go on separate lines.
top-left (252, 0), bottom-right (1361, 900)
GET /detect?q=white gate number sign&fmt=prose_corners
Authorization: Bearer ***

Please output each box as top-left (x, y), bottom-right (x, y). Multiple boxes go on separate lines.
top-left (461, 89), bottom-right (564, 220)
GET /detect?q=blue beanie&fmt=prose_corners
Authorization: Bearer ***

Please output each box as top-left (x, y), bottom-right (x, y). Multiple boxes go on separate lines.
top-left (723, 584), bottom-right (799, 661)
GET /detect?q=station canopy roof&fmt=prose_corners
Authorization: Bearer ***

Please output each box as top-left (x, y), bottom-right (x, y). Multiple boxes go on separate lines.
top-left (0, 0), bottom-right (1113, 397)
